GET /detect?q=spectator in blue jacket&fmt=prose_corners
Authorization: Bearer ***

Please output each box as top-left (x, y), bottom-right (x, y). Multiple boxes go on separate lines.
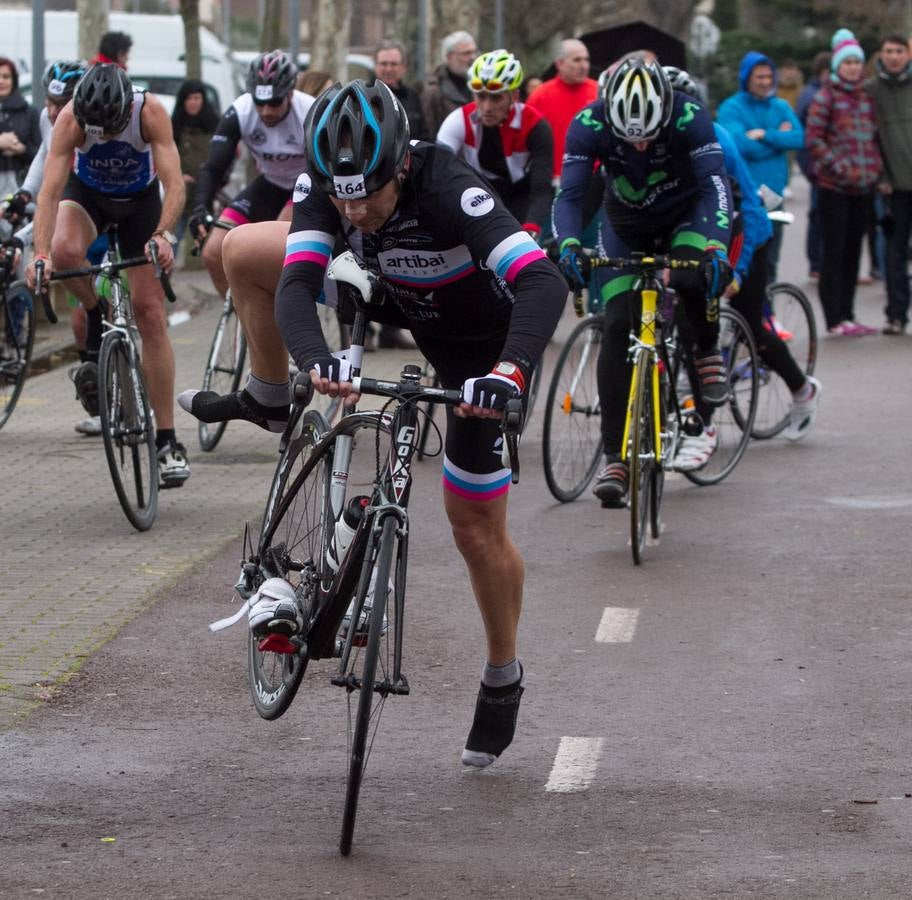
top-left (716, 51), bottom-right (805, 283)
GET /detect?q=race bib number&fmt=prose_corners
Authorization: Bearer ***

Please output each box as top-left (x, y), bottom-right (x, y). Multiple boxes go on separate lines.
top-left (254, 85), bottom-right (274, 101)
top-left (85, 125), bottom-right (104, 137)
top-left (334, 174), bottom-right (367, 199)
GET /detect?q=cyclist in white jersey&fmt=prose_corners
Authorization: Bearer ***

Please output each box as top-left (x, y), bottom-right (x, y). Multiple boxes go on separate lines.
top-left (189, 50), bottom-right (314, 299)
top-left (26, 64), bottom-right (190, 486)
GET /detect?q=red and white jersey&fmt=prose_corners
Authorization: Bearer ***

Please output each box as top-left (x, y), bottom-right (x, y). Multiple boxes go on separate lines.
top-left (437, 102), bottom-right (548, 185)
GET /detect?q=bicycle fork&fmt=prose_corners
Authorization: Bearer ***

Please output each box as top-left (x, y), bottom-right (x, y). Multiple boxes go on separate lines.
top-left (621, 287), bottom-right (662, 466)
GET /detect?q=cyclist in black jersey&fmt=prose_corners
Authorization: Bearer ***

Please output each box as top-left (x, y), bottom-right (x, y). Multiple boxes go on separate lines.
top-left (180, 79), bottom-right (566, 767)
top-left (552, 57), bottom-right (735, 507)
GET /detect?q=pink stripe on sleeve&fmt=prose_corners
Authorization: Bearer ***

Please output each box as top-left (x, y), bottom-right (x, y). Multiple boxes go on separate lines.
top-left (504, 249), bottom-right (546, 281)
top-left (283, 250), bottom-right (330, 268)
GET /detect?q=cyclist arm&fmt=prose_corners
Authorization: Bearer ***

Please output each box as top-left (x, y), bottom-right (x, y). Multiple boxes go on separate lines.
top-left (192, 106), bottom-right (242, 211)
top-left (274, 176), bottom-right (340, 368)
top-left (714, 124), bottom-right (771, 284)
top-left (435, 107), bottom-right (465, 153)
top-left (442, 160), bottom-right (565, 378)
top-left (143, 93), bottom-right (185, 237)
top-left (682, 100), bottom-right (733, 253)
top-left (551, 107), bottom-right (600, 249)
top-left (31, 106), bottom-right (81, 262)
top-left (522, 117), bottom-right (555, 235)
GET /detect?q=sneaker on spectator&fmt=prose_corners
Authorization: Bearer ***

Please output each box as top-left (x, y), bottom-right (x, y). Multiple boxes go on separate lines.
top-left (74, 415), bottom-right (102, 436)
top-left (461, 666), bottom-right (525, 768)
top-left (784, 377), bottom-right (822, 441)
top-left (672, 425), bottom-right (718, 471)
top-left (693, 348), bottom-right (729, 406)
top-left (883, 320), bottom-right (906, 336)
top-left (592, 458), bottom-right (628, 508)
top-left (157, 440), bottom-right (190, 488)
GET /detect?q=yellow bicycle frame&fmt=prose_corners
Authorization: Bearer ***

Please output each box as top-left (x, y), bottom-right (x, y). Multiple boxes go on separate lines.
top-left (620, 276), bottom-right (662, 464)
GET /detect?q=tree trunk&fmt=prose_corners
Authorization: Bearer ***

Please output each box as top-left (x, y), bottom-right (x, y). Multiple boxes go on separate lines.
top-left (77, 0), bottom-right (109, 62)
top-left (311, 0), bottom-right (352, 82)
top-left (179, 0), bottom-right (202, 80)
top-left (260, 0), bottom-right (283, 51)
top-left (430, 0), bottom-right (480, 67)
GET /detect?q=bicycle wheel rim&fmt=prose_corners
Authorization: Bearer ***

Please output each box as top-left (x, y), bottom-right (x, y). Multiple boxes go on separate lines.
top-left (98, 334), bottom-right (158, 531)
top-left (629, 355), bottom-right (653, 565)
top-left (340, 515), bottom-right (401, 856)
top-left (649, 366), bottom-right (667, 539)
top-left (542, 317), bottom-right (603, 502)
top-left (752, 283), bottom-right (818, 440)
top-left (685, 308), bottom-right (758, 486)
top-left (0, 291), bottom-right (35, 431)
top-left (250, 410), bottom-right (332, 720)
top-left (198, 303), bottom-right (247, 451)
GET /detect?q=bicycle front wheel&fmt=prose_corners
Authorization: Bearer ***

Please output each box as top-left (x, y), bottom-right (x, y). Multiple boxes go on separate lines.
top-left (250, 409), bottom-right (332, 721)
top-left (752, 282), bottom-right (817, 440)
top-left (522, 359), bottom-right (545, 428)
top-left (685, 307), bottom-right (758, 487)
top-left (0, 285), bottom-right (35, 431)
top-left (98, 333), bottom-right (159, 531)
top-left (628, 354), bottom-right (654, 565)
top-left (340, 514), bottom-right (404, 856)
top-left (542, 316), bottom-right (603, 502)
top-left (198, 296), bottom-right (247, 452)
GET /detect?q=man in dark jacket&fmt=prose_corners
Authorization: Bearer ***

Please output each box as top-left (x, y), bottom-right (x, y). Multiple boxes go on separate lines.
top-left (421, 30), bottom-right (477, 138)
top-left (0, 57), bottom-right (41, 194)
top-left (374, 40), bottom-right (427, 141)
top-left (867, 33), bottom-right (912, 334)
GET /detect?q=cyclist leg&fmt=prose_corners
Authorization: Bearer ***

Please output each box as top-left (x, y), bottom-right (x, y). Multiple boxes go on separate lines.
top-left (427, 338), bottom-right (526, 766)
top-left (224, 221), bottom-right (289, 383)
top-left (50, 199), bottom-right (100, 313)
top-left (593, 213), bottom-right (641, 506)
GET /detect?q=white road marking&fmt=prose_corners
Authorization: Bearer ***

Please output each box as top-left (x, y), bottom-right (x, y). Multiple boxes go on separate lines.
top-left (826, 495), bottom-right (912, 510)
top-left (545, 737), bottom-right (604, 793)
top-left (595, 606), bottom-right (639, 643)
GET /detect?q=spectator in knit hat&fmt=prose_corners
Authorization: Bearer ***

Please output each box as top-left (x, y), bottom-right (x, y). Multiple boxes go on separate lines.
top-left (805, 29), bottom-right (883, 336)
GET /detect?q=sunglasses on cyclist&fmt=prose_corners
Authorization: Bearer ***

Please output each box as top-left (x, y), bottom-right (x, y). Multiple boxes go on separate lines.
top-left (254, 96), bottom-right (286, 108)
top-left (469, 78), bottom-right (504, 92)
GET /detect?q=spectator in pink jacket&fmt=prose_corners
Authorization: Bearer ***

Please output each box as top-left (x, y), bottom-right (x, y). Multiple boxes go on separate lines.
top-left (805, 29), bottom-right (883, 336)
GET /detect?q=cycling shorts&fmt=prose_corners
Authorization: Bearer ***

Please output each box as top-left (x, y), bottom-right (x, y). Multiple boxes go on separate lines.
top-left (61, 175), bottom-right (161, 257)
top-left (415, 333), bottom-right (516, 503)
top-left (219, 175), bottom-right (291, 228)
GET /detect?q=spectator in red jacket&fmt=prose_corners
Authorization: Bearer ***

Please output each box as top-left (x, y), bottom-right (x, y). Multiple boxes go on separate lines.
top-left (805, 29), bottom-right (883, 336)
top-left (93, 31), bottom-right (132, 69)
top-left (526, 39), bottom-right (598, 181)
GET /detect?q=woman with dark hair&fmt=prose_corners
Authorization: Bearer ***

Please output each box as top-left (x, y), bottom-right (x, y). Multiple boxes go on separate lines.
top-left (0, 57), bottom-right (41, 196)
top-left (171, 79), bottom-right (220, 252)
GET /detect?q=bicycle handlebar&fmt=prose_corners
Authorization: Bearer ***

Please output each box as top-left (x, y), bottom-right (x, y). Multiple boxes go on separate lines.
top-left (32, 259), bottom-right (57, 324)
top-left (586, 254), bottom-right (701, 271)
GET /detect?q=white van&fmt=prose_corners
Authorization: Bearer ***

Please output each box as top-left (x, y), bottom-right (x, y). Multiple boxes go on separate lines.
top-left (0, 10), bottom-right (240, 114)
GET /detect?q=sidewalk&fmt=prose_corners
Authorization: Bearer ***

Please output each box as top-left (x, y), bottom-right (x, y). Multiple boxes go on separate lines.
top-left (0, 269), bottom-right (422, 728)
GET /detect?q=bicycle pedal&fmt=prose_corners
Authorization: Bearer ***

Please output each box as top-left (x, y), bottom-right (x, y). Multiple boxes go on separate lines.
top-left (257, 633), bottom-right (297, 655)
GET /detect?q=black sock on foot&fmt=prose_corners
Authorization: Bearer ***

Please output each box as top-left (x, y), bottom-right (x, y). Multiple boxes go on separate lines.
top-left (184, 388), bottom-right (289, 432)
top-left (156, 428), bottom-right (176, 451)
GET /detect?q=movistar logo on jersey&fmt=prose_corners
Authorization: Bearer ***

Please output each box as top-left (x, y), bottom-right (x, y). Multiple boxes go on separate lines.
top-left (575, 108), bottom-right (604, 132)
top-left (613, 171), bottom-right (669, 203)
top-left (675, 101), bottom-right (699, 131)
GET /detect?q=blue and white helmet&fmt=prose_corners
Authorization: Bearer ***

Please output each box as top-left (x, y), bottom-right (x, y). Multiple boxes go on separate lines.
top-left (42, 59), bottom-right (88, 104)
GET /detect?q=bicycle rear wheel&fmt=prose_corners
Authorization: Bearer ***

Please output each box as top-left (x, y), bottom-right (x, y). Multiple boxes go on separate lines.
top-left (340, 514), bottom-right (404, 856)
top-left (198, 296), bottom-right (247, 452)
top-left (98, 333), bottom-right (158, 530)
top-left (752, 282), bottom-right (817, 439)
top-left (542, 316), bottom-right (603, 502)
top-left (0, 284), bottom-right (35, 431)
top-left (685, 307), bottom-right (758, 487)
top-left (628, 354), bottom-right (654, 565)
top-left (250, 409), bottom-right (332, 721)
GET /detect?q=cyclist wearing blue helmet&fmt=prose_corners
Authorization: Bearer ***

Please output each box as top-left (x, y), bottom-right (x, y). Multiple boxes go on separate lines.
top-left (181, 79), bottom-right (567, 769)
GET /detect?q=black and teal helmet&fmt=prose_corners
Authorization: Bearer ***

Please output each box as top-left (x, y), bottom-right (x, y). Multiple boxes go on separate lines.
top-left (304, 79), bottom-right (410, 199)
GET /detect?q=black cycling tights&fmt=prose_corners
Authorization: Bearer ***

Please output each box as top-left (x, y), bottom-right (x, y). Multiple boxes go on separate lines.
top-left (729, 241), bottom-right (805, 394)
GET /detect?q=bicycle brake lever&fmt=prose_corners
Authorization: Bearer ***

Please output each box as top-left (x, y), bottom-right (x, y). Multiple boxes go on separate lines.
top-left (501, 397), bottom-right (524, 483)
top-left (33, 259), bottom-right (58, 324)
top-left (292, 370), bottom-right (314, 407)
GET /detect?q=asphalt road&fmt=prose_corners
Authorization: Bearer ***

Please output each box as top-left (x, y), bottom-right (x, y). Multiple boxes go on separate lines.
top-left (2, 182), bottom-right (911, 898)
